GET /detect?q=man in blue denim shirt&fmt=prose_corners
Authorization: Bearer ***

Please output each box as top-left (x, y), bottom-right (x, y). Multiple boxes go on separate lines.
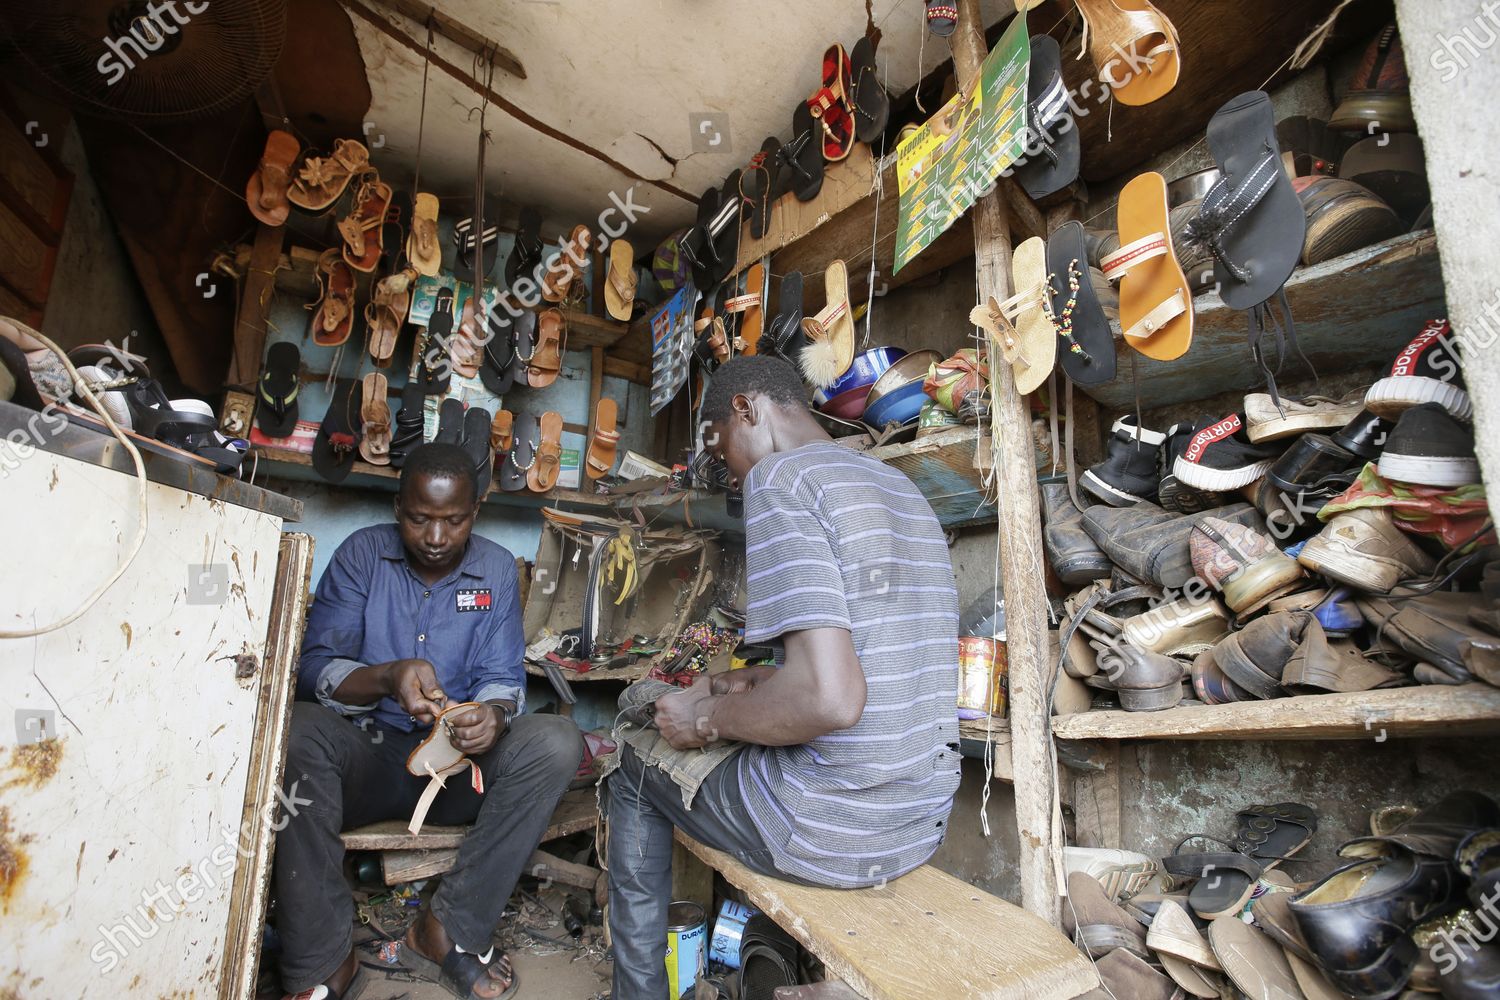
top-left (273, 443), bottom-right (581, 1000)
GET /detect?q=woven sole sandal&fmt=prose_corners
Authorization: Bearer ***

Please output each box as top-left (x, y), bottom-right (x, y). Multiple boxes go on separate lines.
top-left (358, 372), bottom-right (391, 465)
top-left (408, 192), bottom-right (443, 277)
top-left (1104, 171), bottom-right (1194, 361)
top-left (1046, 221), bottom-right (1116, 385)
top-left (256, 341), bottom-right (301, 439)
top-left (339, 177), bottom-right (392, 274)
top-left (808, 43), bottom-right (856, 162)
top-left (246, 129), bottom-right (299, 227)
top-left (1074, 0), bottom-right (1181, 107)
top-left (604, 237), bottom-right (637, 321)
top-left (799, 259), bottom-right (855, 388)
top-left (529, 308), bottom-right (564, 388)
top-left (587, 397), bottom-right (619, 480)
top-left (287, 138), bottom-right (370, 212)
top-left (971, 235), bottom-right (1056, 395)
top-left (529, 410), bottom-right (563, 492)
top-left (312, 250), bottom-right (356, 348)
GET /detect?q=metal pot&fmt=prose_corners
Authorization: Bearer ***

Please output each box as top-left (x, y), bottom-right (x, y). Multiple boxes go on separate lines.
top-left (1166, 167), bottom-right (1222, 209)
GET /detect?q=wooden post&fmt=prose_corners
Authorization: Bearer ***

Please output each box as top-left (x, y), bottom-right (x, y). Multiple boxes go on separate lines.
top-left (228, 222), bottom-right (286, 387)
top-left (950, 0), bottom-right (1062, 925)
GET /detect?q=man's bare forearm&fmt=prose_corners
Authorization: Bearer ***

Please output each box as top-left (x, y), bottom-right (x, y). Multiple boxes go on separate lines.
top-left (330, 662), bottom-right (395, 704)
top-left (705, 667), bottom-right (860, 746)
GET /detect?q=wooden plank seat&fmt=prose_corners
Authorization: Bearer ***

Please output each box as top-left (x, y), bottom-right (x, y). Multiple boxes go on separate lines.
top-left (340, 789), bottom-right (599, 886)
top-left (674, 831), bottom-right (1099, 1000)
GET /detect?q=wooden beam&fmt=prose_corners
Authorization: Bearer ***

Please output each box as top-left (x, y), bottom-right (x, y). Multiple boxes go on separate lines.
top-left (382, 845), bottom-right (601, 888)
top-left (671, 839), bottom-right (714, 916)
top-left (602, 355), bottom-right (651, 386)
top-left (952, 0), bottom-right (1062, 928)
top-left (228, 223), bottom-right (286, 388)
top-left (362, 0), bottom-right (526, 79)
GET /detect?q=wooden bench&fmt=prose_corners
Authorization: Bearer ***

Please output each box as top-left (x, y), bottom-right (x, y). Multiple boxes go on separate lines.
top-left (341, 789), bottom-right (601, 892)
top-left (675, 832), bottom-right (1099, 1000)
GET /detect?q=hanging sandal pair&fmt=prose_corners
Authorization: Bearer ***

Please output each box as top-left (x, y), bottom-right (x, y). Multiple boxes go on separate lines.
top-left (807, 43), bottom-right (857, 162)
top-left (1073, 0), bottom-right (1182, 107)
top-left (365, 268), bottom-right (416, 367)
top-left (970, 236), bottom-right (1057, 396)
top-left (339, 175), bottom-right (394, 273)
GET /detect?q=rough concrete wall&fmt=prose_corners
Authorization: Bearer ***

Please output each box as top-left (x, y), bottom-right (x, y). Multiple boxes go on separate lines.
top-left (1397, 1), bottom-right (1500, 498)
top-left (929, 759), bottom-right (1021, 902)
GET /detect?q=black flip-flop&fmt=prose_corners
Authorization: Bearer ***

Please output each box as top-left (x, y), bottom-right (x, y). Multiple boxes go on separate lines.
top-left (389, 379), bottom-right (425, 468)
top-left (781, 100), bottom-right (825, 203)
top-left (684, 185), bottom-right (724, 292)
top-left (762, 270), bottom-right (806, 362)
top-left (506, 205), bottom-right (543, 286)
top-left (740, 139), bottom-right (778, 241)
top-left (1191, 91), bottom-right (1305, 311)
top-left (711, 170), bottom-right (743, 285)
top-left (1012, 35), bottom-right (1080, 200)
top-left (479, 310), bottom-right (515, 395)
top-left (1047, 221), bottom-right (1116, 385)
top-left (386, 938), bottom-right (519, 1000)
top-left (1163, 838), bottom-right (1265, 920)
top-left (451, 211), bottom-right (500, 283)
top-left (434, 396), bottom-right (464, 445)
top-left (382, 189), bottom-right (413, 273)
top-left (256, 341), bottom-right (301, 438)
top-left (423, 288), bottom-right (457, 396)
top-left (312, 378), bottom-right (360, 483)
top-left (463, 403), bottom-right (493, 495)
top-left (509, 310), bottom-right (535, 387)
top-left (1231, 803), bottom-right (1318, 868)
top-left (499, 411), bottom-right (538, 492)
top-left (851, 36), bottom-right (889, 145)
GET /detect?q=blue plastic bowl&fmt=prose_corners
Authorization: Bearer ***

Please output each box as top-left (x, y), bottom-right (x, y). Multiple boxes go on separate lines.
top-left (863, 381), bottom-right (929, 428)
top-left (813, 347), bottom-right (906, 407)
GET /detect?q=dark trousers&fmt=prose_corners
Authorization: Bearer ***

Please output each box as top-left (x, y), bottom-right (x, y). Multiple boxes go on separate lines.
top-left (273, 702), bottom-right (583, 992)
top-left (606, 744), bottom-right (809, 1000)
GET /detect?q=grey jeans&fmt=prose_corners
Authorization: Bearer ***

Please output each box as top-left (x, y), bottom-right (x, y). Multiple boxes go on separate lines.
top-left (272, 702), bottom-right (582, 992)
top-left (606, 743), bottom-right (810, 1000)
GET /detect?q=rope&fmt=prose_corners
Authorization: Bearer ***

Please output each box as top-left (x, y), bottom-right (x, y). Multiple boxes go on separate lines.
top-left (413, 20), bottom-right (434, 201)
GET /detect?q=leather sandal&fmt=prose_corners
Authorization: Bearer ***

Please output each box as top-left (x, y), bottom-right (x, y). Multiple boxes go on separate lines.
top-left (970, 235), bottom-right (1057, 395)
top-left (340, 176), bottom-right (393, 273)
top-left (1073, 0), bottom-right (1181, 107)
top-left (365, 268), bottom-right (415, 368)
top-left (490, 409), bottom-right (514, 454)
top-left (311, 249), bottom-right (356, 347)
top-left (586, 397), bottom-right (619, 480)
top-left (358, 372), bottom-right (391, 466)
top-left (246, 129), bottom-right (299, 226)
top-left (604, 238), bottom-right (637, 321)
top-left (529, 308), bottom-right (564, 388)
top-left (798, 259), bottom-right (855, 388)
top-left (726, 260), bottom-right (765, 354)
top-left (541, 225), bottom-right (592, 303)
top-left (287, 138), bottom-right (370, 212)
top-left (407, 192), bottom-right (443, 277)
top-left (389, 936), bottom-right (518, 1000)
top-left (807, 43), bottom-right (856, 162)
top-left (529, 411), bottom-right (563, 492)
top-left (405, 702), bottom-right (487, 835)
top-left (1103, 171), bottom-right (1194, 361)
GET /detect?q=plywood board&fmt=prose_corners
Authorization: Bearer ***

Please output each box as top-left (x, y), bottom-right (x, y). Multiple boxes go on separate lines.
top-left (340, 788), bottom-right (597, 851)
top-left (675, 834), bottom-right (1098, 1000)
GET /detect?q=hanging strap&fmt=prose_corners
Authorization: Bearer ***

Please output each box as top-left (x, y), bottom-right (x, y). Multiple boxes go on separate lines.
top-left (407, 759), bottom-right (484, 835)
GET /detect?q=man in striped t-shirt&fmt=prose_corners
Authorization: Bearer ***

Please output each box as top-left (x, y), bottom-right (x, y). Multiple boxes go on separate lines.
top-left (607, 356), bottom-right (961, 999)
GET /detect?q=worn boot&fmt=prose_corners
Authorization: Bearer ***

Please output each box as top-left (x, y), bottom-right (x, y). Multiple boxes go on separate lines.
top-left (1096, 639), bottom-right (1185, 711)
top-left (1282, 618), bottom-right (1401, 694)
top-left (1081, 416), bottom-right (1166, 506)
top-left (1040, 476), bottom-right (1113, 585)
top-left (1081, 502), bottom-right (1265, 590)
top-left (1211, 610), bottom-right (1312, 699)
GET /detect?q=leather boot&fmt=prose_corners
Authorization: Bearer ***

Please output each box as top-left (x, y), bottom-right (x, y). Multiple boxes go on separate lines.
top-left (1081, 501), bottom-right (1265, 590)
top-left (1039, 476), bottom-right (1113, 586)
top-left (1283, 617), bottom-right (1402, 694)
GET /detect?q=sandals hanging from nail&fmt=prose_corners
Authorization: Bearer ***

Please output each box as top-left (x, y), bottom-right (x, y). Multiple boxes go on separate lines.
top-left (287, 138), bottom-right (370, 212)
top-left (1073, 0), bottom-right (1181, 107)
top-left (246, 129), bottom-right (299, 226)
top-left (970, 236), bottom-right (1057, 395)
top-left (311, 249), bottom-right (356, 348)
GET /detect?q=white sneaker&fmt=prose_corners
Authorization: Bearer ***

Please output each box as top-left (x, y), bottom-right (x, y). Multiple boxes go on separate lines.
top-left (1297, 507), bottom-right (1436, 593)
top-left (1244, 392), bottom-right (1364, 443)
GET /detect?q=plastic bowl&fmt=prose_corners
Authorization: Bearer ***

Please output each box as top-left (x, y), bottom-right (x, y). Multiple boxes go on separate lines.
top-left (813, 347), bottom-right (906, 407)
top-left (818, 384), bottom-right (875, 420)
top-left (863, 381), bottom-right (929, 428)
top-left (865, 349), bottom-right (942, 409)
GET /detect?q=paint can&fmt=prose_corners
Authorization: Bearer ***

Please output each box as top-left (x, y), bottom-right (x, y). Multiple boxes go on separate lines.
top-left (957, 635), bottom-right (1008, 719)
top-left (665, 900), bottom-right (708, 999)
top-left (708, 899), bottom-right (759, 969)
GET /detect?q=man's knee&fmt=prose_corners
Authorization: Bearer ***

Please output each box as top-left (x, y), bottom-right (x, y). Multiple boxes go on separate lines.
top-left (285, 701), bottom-right (347, 773)
top-left (508, 713), bottom-right (584, 778)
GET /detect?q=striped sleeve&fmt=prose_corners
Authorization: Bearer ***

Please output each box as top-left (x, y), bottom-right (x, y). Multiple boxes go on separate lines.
top-left (743, 485), bottom-right (851, 644)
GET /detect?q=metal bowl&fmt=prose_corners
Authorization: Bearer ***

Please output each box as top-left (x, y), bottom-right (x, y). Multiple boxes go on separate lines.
top-left (813, 347), bottom-right (906, 407)
top-left (818, 384), bottom-right (876, 420)
top-left (1166, 167), bottom-right (1222, 209)
top-left (865, 349), bottom-right (942, 408)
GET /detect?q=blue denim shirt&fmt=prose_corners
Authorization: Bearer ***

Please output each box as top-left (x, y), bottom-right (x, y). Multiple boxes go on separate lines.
top-left (297, 524), bottom-right (526, 732)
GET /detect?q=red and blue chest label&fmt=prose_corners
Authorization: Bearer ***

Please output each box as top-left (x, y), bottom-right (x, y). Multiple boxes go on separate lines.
top-left (456, 588), bottom-right (492, 613)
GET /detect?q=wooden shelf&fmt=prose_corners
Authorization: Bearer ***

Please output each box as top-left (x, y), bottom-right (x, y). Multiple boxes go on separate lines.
top-left (523, 658), bottom-right (653, 684)
top-left (1050, 684), bottom-right (1500, 742)
top-left (959, 716), bottom-right (1013, 783)
top-left (251, 445), bottom-right (612, 510)
top-left (1081, 230), bottom-right (1443, 410)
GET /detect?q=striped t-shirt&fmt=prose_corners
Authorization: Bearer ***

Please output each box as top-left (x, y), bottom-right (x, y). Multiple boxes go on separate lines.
top-left (735, 440), bottom-right (961, 888)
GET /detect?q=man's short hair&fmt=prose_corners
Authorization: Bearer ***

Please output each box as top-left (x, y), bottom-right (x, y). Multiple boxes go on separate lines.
top-left (398, 442), bottom-right (478, 505)
top-left (701, 356), bottom-right (809, 425)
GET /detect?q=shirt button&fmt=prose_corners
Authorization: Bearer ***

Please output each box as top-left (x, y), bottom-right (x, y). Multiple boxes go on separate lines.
top-left (424, 591), bottom-right (431, 599)
top-left (418, 634), bottom-right (426, 642)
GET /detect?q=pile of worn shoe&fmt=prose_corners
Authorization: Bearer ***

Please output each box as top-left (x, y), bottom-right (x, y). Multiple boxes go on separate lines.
top-left (1044, 321), bottom-right (1498, 714)
top-left (1067, 792), bottom-right (1500, 999)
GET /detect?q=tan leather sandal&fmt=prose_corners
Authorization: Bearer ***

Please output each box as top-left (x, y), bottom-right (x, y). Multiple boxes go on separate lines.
top-left (541, 225), bottom-right (592, 303)
top-left (407, 192), bottom-right (443, 277)
top-left (311, 249), bottom-right (355, 347)
top-left (405, 702), bottom-right (487, 835)
top-left (359, 371), bottom-right (391, 465)
top-left (287, 138), bottom-right (371, 212)
top-left (246, 130), bottom-right (299, 226)
top-left (340, 176), bottom-right (393, 273)
top-left (529, 308), bottom-right (565, 387)
top-left (529, 411), bottom-right (563, 492)
top-left (365, 268), bottom-right (415, 368)
top-left (586, 397), bottom-right (619, 480)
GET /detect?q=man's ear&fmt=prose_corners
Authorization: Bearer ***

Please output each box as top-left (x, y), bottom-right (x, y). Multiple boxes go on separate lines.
top-left (731, 391), bottom-right (757, 425)
top-left (393, 494), bottom-right (402, 521)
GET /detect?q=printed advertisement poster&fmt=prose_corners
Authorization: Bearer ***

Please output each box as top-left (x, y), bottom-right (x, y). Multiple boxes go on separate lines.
top-left (893, 18), bottom-right (1031, 273)
top-left (649, 284), bottom-right (698, 415)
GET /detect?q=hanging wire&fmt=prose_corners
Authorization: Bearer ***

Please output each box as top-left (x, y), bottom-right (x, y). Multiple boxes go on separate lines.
top-left (412, 19), bottom-right (435, 201)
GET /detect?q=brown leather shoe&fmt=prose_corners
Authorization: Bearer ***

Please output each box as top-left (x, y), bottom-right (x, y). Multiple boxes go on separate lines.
top-left (1357, 589), bottom-right (1500, 683)
top-left (1096, 640), bottom-right (1186, 711)
top-left (1283, 616), bottom-right (1404, 694)
top-left (1091, 948), bottom-right (1178, 1000)
top-left (1121, 595), bottom-right (1231, 657)
top-left (1062, 872), bottom-right (1149, 959)
top-left (1212, 610), bottom-right (1313, 700)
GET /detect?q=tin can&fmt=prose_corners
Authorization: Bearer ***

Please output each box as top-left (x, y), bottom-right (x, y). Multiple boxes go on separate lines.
top-left (708, 899), bottom-right (758, 969)
top-left (665, 900), bottom-right (708, 999)
top-left (957, 636), bottom-right (1008, 719)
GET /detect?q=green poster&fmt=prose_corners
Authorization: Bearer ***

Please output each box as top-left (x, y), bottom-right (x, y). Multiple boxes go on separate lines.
top-left (893, 17), bottom-right (1031, 274)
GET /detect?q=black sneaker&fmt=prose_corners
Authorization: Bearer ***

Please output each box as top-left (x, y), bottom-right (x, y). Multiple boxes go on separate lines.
top-left (1159, 418), bottom-right (1231, 513)
top-left (1081, 415), bottom-right (1165, 506)
top-left (1171, 412), bottom-right (1283, 491)
top-left (1376, 402), bottom-right (1479, 487)
top-left (1364, 319), bottom-right (1472, 421)
top-left (1255, 433), bottom-right (1359, 540)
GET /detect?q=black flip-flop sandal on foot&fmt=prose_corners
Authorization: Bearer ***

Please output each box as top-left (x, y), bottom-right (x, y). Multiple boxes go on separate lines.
top-left (781, 101), bottom-right (825, 203)
top-left (1013, 35), bottom-right (1080, 200)
top-left (434, 396), bottom-right (465, 445)
top-left (850, 36), bottom-right (889, 144)
top-left (1187, 91), bottom-right (1313, 404)
top-left (925, 0), bottom-right (957, 37)
top-left (741, 141), bottom-right (777, 241)
top-left (1163, 837), bottom-right (1265, 920)
top-left (1232, 802), bottom-right (1318, 869)
top-left (389, 380), bottom-right (425, 468)
top-left (499, 411), bottom-right (538, 492)
top-left (508, 310), bottom-right (535, 388)
top-left (1047, 220), bottom-right (1116, 385)
top-left (762, 270), bottom-right (806, 362)
top-left (506, 206), bottom-right (543, 286)
top-left (479, 310), bottom-right (515, 396)
top-left (312, 378), bottom-right (361, 483)
top-left (463, 403), bottom-right (493, 495)
top-left (257, 341), bottom-right (302, 439)
top-left (388, 938), bottom-right (518, 1000)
